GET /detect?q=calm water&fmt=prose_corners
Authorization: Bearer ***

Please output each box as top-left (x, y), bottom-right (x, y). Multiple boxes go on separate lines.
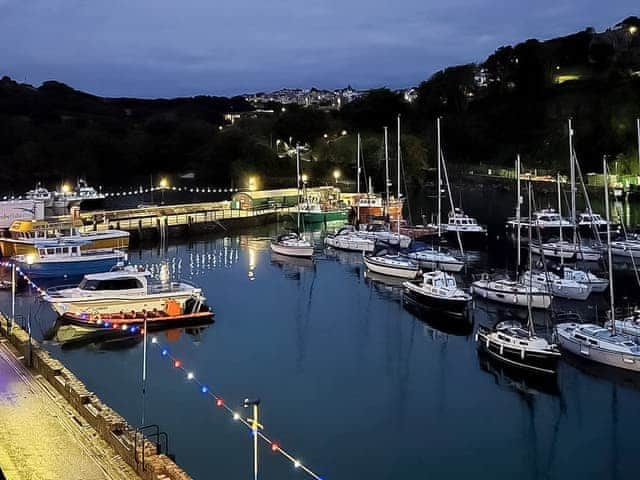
top-left (2, 186), bottom-right (640, 480)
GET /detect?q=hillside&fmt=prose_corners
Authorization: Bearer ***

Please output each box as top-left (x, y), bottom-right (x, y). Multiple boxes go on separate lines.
top-left (1, 16), bottom-right (640, 193)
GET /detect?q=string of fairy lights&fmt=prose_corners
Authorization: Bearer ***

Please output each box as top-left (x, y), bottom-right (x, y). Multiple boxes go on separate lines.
top-left (1, 186), bottom-right (239, 201)
top-left (0, 260), bottom-right (326, 480)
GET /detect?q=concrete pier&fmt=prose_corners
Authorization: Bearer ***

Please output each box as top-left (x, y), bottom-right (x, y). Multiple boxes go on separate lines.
top-left (0, 315), bottom-right (192, 480)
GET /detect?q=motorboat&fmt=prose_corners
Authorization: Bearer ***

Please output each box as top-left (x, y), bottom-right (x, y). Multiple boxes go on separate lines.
top-left (558, 266), bottom-right (608, 293)
top-left (403, 270), bottom-right (470, 315)
top-left (442, 208), bottom-right (487, 236)
top-left (52, 179), bottom-right (105, 209)
top-left (577, 212), bottom-right (610, 231)
top-left (555, 322), bottom-right (640, 372)
top-left (404, 248), bottom-right (464, 273)
top-left (476, 320), bottom-right (561, 375)
top-left (270, 232), bottom-right (314, 258)
top-left (13, 240), bottom-right (126, 279)
top-left (607, 311), bottom-right (640, 338)
top-left (507, 209), bottom-right (572, 233)
top-left (471, 274), bottom-right (552, 309)
top-left (43, 266), bottom-right (207, 316)
top-left (521, 270), bottom-right (592, 300)
top-left (356, 222), bottom-right (412, 248)
top-left (363, 244), bottom-right (420, 280)
top-left (608, 239), bottom-right (640, 259)
top-left (324, 226), bottom-right (375, 252)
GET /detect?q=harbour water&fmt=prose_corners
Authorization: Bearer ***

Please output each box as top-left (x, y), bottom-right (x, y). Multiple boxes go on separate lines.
top-left (2, 185), bottom-right (640, 479)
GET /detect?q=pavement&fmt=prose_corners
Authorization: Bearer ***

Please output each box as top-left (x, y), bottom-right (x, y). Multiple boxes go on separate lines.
top-left (0, 338), bottom-right (140, 480)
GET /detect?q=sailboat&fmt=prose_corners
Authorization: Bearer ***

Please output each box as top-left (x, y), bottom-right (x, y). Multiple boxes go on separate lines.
top-left (556, 158), bottom-right (640, 372)
top-left (472, 156), bottom-right (552, 309)
top-left (363, 115), bottom-right (420, 279)
top-left (475, 180), bottom-right (561, 375)
top-left (271, 145), bottom-right (314, 258)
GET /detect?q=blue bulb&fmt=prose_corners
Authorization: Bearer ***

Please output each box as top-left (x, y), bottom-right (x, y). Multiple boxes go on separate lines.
top-left (161, 348), bottom-right (168, 357)
top-left (201, 386), bottom-right (208, 394)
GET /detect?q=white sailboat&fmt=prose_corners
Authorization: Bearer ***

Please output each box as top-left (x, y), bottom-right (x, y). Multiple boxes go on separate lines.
top-left (363, 115), bottom-right (420, 279)
top-left (472, 156), bottom-right (552, 309)
top-left (475, 179), bottom-right (561, 375)
top-left (556, 157), bottom-right (640, 372)
top-left (271, 145), bottom-right (314, 258)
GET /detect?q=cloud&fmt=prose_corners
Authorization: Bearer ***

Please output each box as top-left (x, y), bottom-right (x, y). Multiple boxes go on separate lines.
top-left (0, 0), bottom-right (636, 96)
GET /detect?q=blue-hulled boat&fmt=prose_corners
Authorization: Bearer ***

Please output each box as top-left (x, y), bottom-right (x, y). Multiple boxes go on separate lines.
top-left (13, 240), bottom-right (126, 279)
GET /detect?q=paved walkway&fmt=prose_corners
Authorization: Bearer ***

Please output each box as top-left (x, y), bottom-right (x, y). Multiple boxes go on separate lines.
top-left (0, 339), bottom-right (140, 480)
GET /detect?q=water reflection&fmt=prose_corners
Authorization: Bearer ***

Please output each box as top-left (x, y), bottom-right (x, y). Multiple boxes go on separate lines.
top-left (403, 294), bottom-right (474, 336)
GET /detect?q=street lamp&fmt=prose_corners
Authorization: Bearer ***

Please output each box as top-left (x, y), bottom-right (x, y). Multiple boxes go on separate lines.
top-left (243, 398), bottom-right (262, 480)
top-left (159, 177), bottom-right (169, 204)
top-left (341, 129), bottom-right (347, 136)
top-left (333, 169), bottom-right (341, 184)
top-left (248, 176), bottom-right (257, 192)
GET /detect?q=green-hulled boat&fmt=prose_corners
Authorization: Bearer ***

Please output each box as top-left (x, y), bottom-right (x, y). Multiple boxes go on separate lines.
top-left (298, 205), bottom-right (349, 224)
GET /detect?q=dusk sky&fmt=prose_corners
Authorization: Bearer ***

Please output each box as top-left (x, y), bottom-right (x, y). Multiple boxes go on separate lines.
top-left (0, 0), bottom-right (637, 98)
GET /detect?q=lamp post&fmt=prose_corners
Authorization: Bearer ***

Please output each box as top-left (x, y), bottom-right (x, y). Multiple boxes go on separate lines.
top-left (333, 169), bottom-right (341, 185)
top-left (243, 398), bottom-right (262, 480)
top-left (159, 177), bottom-right (169, 205)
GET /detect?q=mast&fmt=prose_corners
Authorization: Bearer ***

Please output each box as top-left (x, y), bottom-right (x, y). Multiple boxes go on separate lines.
top-left (296, 144), bottom-right (301, 232)
top-left (557, 173), bottom-right (564, 265)
top-left (440, 137), bottom-right (464, 255)
top-left (637, 118), bottom-right (640, 176)
top-left (569, 118), bottom-right (577, 244)
top-left (604, 156), bottom-right (616, 334)
top-left (516, 155), bottom-right (521, 268)
top-left (357, 133), bottom-right (361, 222)
top-left (436, 117), bottom-right (442, 237)
top-left (384, 126), bottom-right (390, 217)
top-left (527, 180), bottom-right (534, 337)
top-left (397, 114), bottom-right (401, 241)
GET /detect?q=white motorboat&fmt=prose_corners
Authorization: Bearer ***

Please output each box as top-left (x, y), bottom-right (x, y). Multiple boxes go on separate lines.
top-left (607, 313), bottom-right (640, 338)
top-left (363, 251), bottom-right (420, 280)
top-left (43, 266), bottom-right (206, 316)
top-left (521, 270), bottom-right (591, 300)
top-left (608, 239), bottom-right (640, 259)
top-left (324, 226), bottom-right (375, 252)
top-left (507, 209), bottom-right (572, 232)
top-left (403, 270), bottom-right (470, 315)
top-left (476, 320), bottom-right (561, 375)
top-left (555, 322), bottom-right (640, 372)
top-left (404, 248), bottom-right (464, 273)
top-left (530, 241), bottom-right (601, 261)
top-left (442, 208), bottom-right (487, 235)
top-left (471, 275), bottom-right (552, 309)
top-left (559, 266), bottom-right (608, 293)
top-left (577, 212), bottom-right (609, 229)
top-left (270, 232), bottom-right (314, 258)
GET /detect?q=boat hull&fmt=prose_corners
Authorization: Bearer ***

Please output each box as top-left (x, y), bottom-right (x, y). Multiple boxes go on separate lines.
top-left (270, 241), bottom-right (314, 257)
top-left (470, 282), bottom-right (552, 309)
top-left (408, 256), bottom-right (464, 273)
top-left (403, 285), bottom-right (469, 315)
top-left (15, 255), bottom-right (124, 279)
top-left (301, 210), bottom-right (348, 224)
top-left (324, 235), bottom-right (374, 252)
top-left (363, 256), bottom-right (420, 279)
top-left (61, 309), bottom-right (214, 329)
top-left (556, 329), bottom-right (640, 372)
top-left (476, 328), bottom-right (560, 374)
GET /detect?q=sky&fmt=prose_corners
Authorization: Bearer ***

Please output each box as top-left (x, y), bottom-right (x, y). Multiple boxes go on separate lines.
top-left (0, 0), bottom-right (637, 98)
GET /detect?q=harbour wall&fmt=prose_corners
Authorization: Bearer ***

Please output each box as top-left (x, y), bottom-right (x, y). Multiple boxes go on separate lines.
top-left (0, 315), bottom-right (193, 480)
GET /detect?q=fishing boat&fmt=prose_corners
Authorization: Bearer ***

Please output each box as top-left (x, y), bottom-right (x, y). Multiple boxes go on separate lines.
top-left (0, 219), bottom-right (129, 257)
top-left (521, 270), bottom-right (591, 300)
top-left (471, 274), bottom-right (552, 309)
top-left (403, 270), bottom-right (471, 315)
top-left (270, 145), bottom-right (313, 258)
top-left (324, 226), bottom-right (375, 252)
top-left (404, 248), bottom-right (464, 273)
top-left (476, 320), bottom-right (561, 375)
top-left (43, 266), bottom-right (207, 316)
top-left (12, 240), bottom-right (126, 279)
top-left (298, 203), bottom-right (348, 223)
top-left (556, 158), bottom-right (640, 371)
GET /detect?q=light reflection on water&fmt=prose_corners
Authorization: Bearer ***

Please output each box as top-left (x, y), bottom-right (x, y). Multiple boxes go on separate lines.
top-left (1, 191), bottom-right (640, 479)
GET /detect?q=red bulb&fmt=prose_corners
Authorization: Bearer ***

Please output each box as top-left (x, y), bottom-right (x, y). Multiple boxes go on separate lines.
top-left (271, 443), bottom-right (279, 452)
top-left (216, 398), bottom-right (224, 407)
top-left (174, 360), bottom-right (182, 368)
